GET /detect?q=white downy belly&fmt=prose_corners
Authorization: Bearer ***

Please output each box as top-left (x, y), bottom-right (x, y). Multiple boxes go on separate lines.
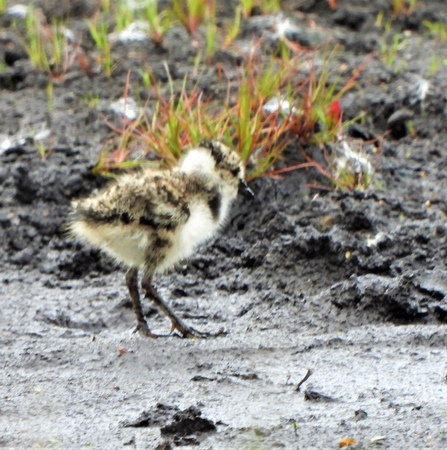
top-left (158, 201), bottom-right (218, 272)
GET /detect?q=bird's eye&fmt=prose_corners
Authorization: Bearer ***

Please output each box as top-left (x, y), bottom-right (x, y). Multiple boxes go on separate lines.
top-left (231, 168), bottom-right (240, 177)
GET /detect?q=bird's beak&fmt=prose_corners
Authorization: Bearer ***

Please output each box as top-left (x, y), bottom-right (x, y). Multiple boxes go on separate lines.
top-left (238, 179), bottom-right (254, 199)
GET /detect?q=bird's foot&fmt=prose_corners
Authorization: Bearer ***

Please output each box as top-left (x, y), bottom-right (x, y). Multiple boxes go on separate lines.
top-left (171, 322), bottom-right (227, 339)
top-left (133, 320), bottom-right (158, 339)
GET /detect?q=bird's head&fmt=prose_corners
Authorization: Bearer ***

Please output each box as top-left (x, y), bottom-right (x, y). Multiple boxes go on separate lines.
top-left (180, 140), bottom-right (254, 199)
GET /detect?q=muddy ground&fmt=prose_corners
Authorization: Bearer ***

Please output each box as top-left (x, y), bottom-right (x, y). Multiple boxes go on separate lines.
top-left (1, 0), bottom-right (447, 449)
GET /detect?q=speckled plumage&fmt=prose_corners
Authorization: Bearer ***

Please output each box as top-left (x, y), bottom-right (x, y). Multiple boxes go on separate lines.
top-left (69, 141), bottom-right (253, 338)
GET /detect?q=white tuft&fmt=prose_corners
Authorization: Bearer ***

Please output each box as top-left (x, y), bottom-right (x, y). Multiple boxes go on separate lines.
top-left (274, 15), bottom-right (299, 40)
top-left (366, 232), bottom-right (388, 248)
top-left (61, 27), bottom-right (77, 44)
top-left (0, 134), bottom-right (26, 153)
top-left (7, 4), bottom-right (28, 18)
top-left (416, 78), bottom-right (430, 101)
top-left (108, 21), bottom-right (150, 43)
top-left (332, 136), bottom-right (374, 189)
top-left (263, 96), bottom-right (297, 115)
top-left (109, 97), bottom-right (141, 121)
top-left (34, 129), bottom-right (51, 142)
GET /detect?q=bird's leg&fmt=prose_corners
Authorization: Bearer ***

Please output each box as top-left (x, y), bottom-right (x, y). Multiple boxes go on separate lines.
top-left (141, 272), bottom-right (216, 338)
top-left (125, 267), bottom-right (157, 338)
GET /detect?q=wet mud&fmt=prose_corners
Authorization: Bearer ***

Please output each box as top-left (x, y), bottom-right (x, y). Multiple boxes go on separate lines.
top-left (1, 1), bottom-right (447, 448)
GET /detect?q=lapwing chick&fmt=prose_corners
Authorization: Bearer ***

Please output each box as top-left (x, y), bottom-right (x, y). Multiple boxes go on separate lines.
top-left (69, 140), bottom-right (254, 338)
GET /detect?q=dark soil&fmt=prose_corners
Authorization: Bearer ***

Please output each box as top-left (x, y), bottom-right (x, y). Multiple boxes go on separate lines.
top-left (1, 1), bottom-right (447, 449)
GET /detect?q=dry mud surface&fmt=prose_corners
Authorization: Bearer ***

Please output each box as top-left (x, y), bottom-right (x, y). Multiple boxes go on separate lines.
top-left (1, 1), bottom-right (447, 449)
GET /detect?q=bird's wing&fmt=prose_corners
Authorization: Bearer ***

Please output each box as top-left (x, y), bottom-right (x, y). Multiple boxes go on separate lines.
top-left (74, 171), bottom-right (190, 231)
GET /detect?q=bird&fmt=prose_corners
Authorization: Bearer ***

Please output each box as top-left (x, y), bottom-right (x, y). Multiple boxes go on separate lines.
top-left (69, 140), bottom-right (254, 338)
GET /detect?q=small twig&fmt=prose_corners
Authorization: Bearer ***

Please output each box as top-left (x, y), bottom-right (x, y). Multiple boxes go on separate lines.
top-left (295, 369), bottom-right (313, 391)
